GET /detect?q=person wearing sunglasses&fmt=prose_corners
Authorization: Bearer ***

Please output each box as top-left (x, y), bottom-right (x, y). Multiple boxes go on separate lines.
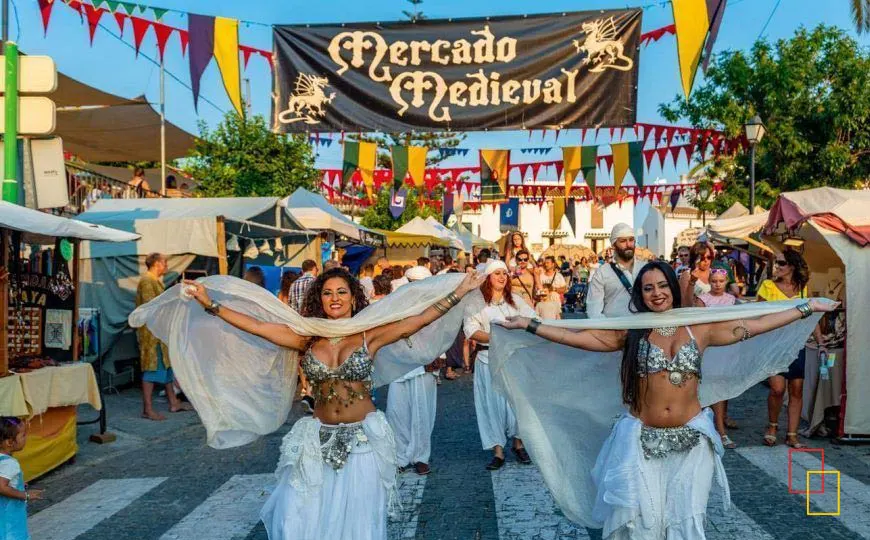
top-left (678, 242), bottom-right (716, 307)
top-left (758, 249), bottom-right (826, 449)
top-left (509, 249), bottom-right (541, 306)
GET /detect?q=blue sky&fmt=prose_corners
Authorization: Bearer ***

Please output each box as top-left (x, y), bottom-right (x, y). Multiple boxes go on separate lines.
top-left (14, 0), bottom-right (869, 177)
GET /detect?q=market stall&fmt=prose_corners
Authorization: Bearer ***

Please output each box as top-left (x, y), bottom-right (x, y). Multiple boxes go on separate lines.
top-left (367, 229), bottom-right (450, 266)
top-left (75, 197), bottom-right (316, 375)
top-left (397, 217), bottom-right (466, 251)
top-left (0, 201), bottom-right (139, 480)
top-left (761, 187), bottom-right (869, 439)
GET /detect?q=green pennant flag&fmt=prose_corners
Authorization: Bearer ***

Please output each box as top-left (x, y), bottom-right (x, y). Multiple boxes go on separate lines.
top-left (104, 0), bottom-right (122, 12)
top-left (119, 2), bottom-right (137, 13)
top-left (342, 142), bottom-right (361, 189)
top-left (628, 141), bottom-right (645, 188)
top-left (391, 146), bottom-right (409, 191)
top-left (152, 7), bottom-right (169, 20)
top-left (580, 145), bottom-right (598, 190)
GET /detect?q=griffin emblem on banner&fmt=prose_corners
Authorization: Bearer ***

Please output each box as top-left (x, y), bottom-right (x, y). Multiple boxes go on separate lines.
top-left (573, 17), bottom-right (634, 73)
top-left (277, 74), bottom-right (336, 125)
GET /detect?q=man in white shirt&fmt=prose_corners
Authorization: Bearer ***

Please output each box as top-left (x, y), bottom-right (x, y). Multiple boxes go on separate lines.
top-left (586, 223), bottom-right (647, 318)
top-left (359, 263), bottom-right (375, 299)
top-left (386, 265), bottom-right (438, 475)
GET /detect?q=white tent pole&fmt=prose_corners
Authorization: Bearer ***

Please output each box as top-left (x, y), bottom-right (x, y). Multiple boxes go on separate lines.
top-left (160, 55), bottom-right (166, 196)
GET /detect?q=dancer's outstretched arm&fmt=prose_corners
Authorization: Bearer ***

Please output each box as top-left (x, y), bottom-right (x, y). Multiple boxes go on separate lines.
top-left (700, 299), bottom-right (837, 347)
top-left (367, 272), bottom-right (487, 356)
top-left (183, 280), bottom-right (310, 351)
top-left (497, 316), bottom-right (625, 352)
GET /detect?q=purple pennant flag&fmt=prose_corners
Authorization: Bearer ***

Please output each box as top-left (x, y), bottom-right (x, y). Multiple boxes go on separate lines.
top-left (702, 0), bottom-right (727, 73)
top-left (188, 14), bottom-right (215, 111)
top-left (669, 188), bottom-right (682, 211)
top-left (442, 190), bottom-right (455, 223)
top-left (389, 188), bottom-right (407, 219)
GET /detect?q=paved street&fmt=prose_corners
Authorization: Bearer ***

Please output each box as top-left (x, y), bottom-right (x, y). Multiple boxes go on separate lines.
top-left (25, 374), bottom-right (870, 540)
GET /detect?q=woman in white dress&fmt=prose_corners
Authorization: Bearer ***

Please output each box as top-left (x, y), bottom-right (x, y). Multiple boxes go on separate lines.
top-left (497, 260), bottom-right (836, 538)
top-left (180, 267), bottom-right (485, 540)
top-left (464, 260), bottom-right (536, 470)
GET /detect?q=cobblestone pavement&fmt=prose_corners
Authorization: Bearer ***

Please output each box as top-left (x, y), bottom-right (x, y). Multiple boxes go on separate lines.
top-left (25, 371), bottom-right (870, 539)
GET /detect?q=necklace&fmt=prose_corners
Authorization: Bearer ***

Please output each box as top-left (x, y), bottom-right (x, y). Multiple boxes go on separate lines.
top-left (327, 336), bottom-right (345, 346)
top-left (653, 326), bottom-right (678, 337)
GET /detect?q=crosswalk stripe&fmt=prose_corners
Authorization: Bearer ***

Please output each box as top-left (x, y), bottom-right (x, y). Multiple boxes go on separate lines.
top-left (160, 474), bottom-right (274, 540)
top-left (29, 477), bottom-right (168, 540)
top-left (706, 487), bottom-right (774, 540)
top-left (738, 446), bottom-right (870, 537)
top-left (388, 471), bottom-right (428, 540)
top-left (491, 463), bottom-right (591, 539)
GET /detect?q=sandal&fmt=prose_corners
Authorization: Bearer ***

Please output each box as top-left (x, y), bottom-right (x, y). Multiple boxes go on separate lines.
top-left (721, 434), bottom-right (737, 449)
top-left (785, 432), bottom-right (806, 449)
top-left (763, 422), bottom-right (778, 446)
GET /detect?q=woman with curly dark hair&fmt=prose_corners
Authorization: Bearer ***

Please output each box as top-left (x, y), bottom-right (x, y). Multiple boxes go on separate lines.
top-left (175, 267), bottom-right (485, 539)
top-left (758, 249), bottom-right (826, 449)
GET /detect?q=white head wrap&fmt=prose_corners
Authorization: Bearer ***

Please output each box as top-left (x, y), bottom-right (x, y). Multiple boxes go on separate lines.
top-left (404, 266), bottom-right (433, 281)
top-left (610, 223), bottom-right (635, 245)
top-left (483, 260), bottom-right (508, 275)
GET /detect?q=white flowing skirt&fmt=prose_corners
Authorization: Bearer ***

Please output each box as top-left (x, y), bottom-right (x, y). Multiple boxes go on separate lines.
top-left (474, 352), bottom-right (518, 450)
top-left (261, 411), bottom-right (398, 540)
top-left (386, 372), bottom-right (438, 467)
top-left (591, 408), bottom-right (730, 540)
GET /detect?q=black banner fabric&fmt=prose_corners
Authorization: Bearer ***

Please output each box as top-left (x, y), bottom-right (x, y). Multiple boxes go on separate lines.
top-left (272, 9), bottom-right (642, 133)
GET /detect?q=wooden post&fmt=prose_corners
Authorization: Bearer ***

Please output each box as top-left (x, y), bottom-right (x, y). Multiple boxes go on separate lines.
top-left (0, 229), bottom-right (9, 376)
top-left (71, 239), bottom-right (80, 362)
top-left (216, 216), bottom-right (228, 275)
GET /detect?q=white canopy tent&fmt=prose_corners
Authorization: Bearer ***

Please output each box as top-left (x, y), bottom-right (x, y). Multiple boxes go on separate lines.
top-left (0, 200), bottom-right (140, 243)
top-left (75, 198), bottom-right (316, 371)
top-left (398, 217), bottom-right (465, 250)
top-left (280, 188), bottom-right (383, 247)
top-left (762, 188), bottom-right (870, 437)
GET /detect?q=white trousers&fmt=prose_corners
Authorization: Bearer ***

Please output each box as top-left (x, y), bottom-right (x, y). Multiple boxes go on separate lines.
top-left (386, 372), bottom-right (437, 467)
top-left (473, 353), bottom-right (518, 450)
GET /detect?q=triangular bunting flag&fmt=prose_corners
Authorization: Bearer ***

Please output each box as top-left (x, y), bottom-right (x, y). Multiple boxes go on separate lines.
top-left (152, 7), bottom-right (169, 20)
top-left (565, 198), bottom-right (576, 233)
top-left (342, 141), bottom-right (360, 189)
top-left (643, 148), bottom-right (656, 169)
top-left (656, 147), bottom-right (670, 168)
top-left (672, 0), bottom-right (710, 99)
top-left (702, 0), bottom-right (727, 73)
top-left (670, 145), bottom-right (683, 165)
top-left (37, 0), bottom-right (54, 35)
top-left (665, 127), bottom-right (676, 147)
top-left (179, 30), bottom-right (189, 56)
top-left (561, 146), bottom-right (582, 193)
top-left (104, 0), bottom-right (122, 12)
top-left (153, 22), bottom-right (173, 61)
top-left (119, 1), bottom-right (137, 13)
top-left (130, 16), bottom-right (152, 56)
top-left (479, 150), bottom-right (510, 204)
top-left (84, 3), bottom-right (104, 45)
top-left (242, 47), bottom-right (253, 69)
top-left (580, 128), bottom-right (587, 144)
top-left (113, 11), bottom-right (126, 34)
top-left (670, 188), bottom-right (682, 211)
top-left (602, 154), bottom-right (614, 174)
top-left (580, 145), bottom-right (598, 190)
top-left (551, 197), bottom-right (566, 230)
top-left (188, 14), bottom-right (215, 110)
top-left (612, 142), bottom-right (630, 191)
top-left (214, 17), bottom-right (243, 115)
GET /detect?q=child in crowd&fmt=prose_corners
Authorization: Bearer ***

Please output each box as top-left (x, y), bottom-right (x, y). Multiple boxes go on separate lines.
top-left (695, 267), bottom-right (737, 307)
top-left (535, 283), bottom-right (562, 320)
top-left (1, 417), bottom-right (43, 540)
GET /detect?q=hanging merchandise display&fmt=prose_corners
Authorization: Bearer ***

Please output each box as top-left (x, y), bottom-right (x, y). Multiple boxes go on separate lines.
top-left (272, 9), bottom-right (642, 132)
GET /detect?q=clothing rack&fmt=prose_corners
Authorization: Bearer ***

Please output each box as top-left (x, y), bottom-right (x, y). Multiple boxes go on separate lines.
top-left (75, 308), bottom-right (112, 441)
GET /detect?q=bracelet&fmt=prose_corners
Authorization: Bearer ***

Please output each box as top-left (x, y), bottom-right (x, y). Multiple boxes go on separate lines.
top-left (433, 301), bottom-right (448, 315)
top-left (526, 319), bottom-right (541, 335)
top-left (796, 302), bottom-right (813, 319)
top-left (732, 319), bottom-right (751, 342)
top-left (204, 300), bottom-right (221, 316)
top-left (445, 292), bottom-right (460, 307)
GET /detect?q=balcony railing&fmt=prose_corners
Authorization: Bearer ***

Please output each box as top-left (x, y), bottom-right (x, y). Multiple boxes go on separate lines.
top-left (63, 163), bottom-right (166, 216)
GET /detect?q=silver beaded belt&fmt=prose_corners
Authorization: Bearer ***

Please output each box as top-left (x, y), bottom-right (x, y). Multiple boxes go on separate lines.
top-left (639, 424), bottom-right (701, 460)
top-left (319, 423), bottom-right (368, 470)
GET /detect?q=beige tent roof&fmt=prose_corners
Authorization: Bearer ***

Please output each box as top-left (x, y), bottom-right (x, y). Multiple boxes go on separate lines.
top-left (54, 72), bottom-right (196, 162)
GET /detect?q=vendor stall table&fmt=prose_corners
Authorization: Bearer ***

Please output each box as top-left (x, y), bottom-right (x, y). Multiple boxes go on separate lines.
top-left (802, 345), bottom-right (845, 436)
top-left (0, 363), bottom-right (101, 480)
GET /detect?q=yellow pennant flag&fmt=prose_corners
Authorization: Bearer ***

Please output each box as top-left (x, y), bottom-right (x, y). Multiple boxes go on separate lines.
top-left (214, 17), bottom-right (243, 115)
top-left (408, 146), bottom-right (428, 188)
top-left (358, 141), bottom-right (378, 201)
top-left (551, 197), bottom-right (566, 230)
top-left (672, 0), bottom-right (710, 100)
top-left (561, 146), bottom-right (582, 193)
top-left (611, 143), bottom-right (630, 191)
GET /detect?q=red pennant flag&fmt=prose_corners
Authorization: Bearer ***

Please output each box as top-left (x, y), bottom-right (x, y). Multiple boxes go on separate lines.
top-left (541, 129), bottom-right (548, 141)
top-left (643, 149), bottom-right (656, 168)
top-left (602, 154), bottom-right (614, 173)
top-left (37, 0), bottom-right (54, 35)
top-left (259, 50), bottom-right (274, 67)
top-left (594, 127), bottom-right (601, 142)
top-left (113, 12), bottom-right (126, 35)
top-left (641, 125), bottom-right (652, 148)
top-left (68, 0), bottom-right (83, 15)
top-left (242, 47), bottom-right (253, 69)
top-left (131, 17), bottom-right (152, 57)
top-left (153, 22), bottom-right (173, 61)
top-left (656, 147), bottom-right (669, 168)
top-left (580, 128), bottom-right (587, 143)
top-left (609, 127), bottom-right (615, 140)
top-left (665, 127), bottom-right (676, 147)
top-left (670, 145), bottom-right (683, 165)
top-left (84, 3), bottom-right (104, 45)
top-left (178, 29), bottom-right (189, 56)
top-left (554, 129), bottom-right (561, 143)
top-left (615, 127), bottom-right (624, 141)
top-left (531, 162), bottom-right (542, 181)
top-left (554, 161), bottom-right (564, 180)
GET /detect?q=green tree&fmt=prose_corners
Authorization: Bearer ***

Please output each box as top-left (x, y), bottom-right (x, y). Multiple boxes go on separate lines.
top-left (359, 187), bottom-right (440, 230)
top-left (659, 25), bottom-right (870, 213)
top-left (184, 110), bottom-right (319, 197)
top-left (852, 0), bottom-right (870, 33)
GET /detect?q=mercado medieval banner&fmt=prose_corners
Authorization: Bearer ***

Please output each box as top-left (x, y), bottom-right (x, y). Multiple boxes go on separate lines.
top-left (272, 9), bottom-right (642, 132)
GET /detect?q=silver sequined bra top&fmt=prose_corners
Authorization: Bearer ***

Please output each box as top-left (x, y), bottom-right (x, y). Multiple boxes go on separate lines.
top-left (300, 338), bottom-right (374, 407)
top-left (637, 337), bottom-right (702, 381)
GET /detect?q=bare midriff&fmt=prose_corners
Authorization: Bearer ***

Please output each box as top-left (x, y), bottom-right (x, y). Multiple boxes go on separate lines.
top-left (312, 383), bottom-right (376, 425)
top-left (632, 373), bottom-right (702, 427)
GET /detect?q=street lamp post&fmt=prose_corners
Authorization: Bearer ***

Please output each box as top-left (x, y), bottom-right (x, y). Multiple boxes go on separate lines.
top-left (744, 115), bottom-right (767, 214)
